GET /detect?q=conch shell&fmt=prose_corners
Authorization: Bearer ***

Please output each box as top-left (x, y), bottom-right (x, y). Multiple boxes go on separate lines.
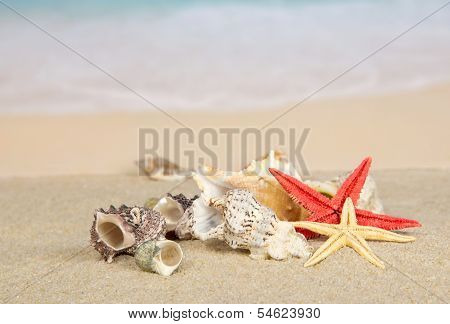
top-left (199, 189), bottom-right (312, 260)
top-left (90, 205), bottom-right (166, 263)
top-left (153, 193), bottom-right (198, 232)
top-left (191, 150), bottom-right (311, 224)
top-left (135, 240), bottom-right (183, 276)
top-left (174, 151), bottom-right (384, 241)
top-left (175, 194), bottom-right (225, 240)
top-left (174, 150), bottom-right (338, 240)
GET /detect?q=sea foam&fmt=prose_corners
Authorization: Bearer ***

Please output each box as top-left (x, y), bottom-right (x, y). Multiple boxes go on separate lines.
top-left (0, 0), bottom-right (449, 113)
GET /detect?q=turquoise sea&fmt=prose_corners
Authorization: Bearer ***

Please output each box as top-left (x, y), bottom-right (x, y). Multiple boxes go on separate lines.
top-left (1, 0), bottom-right (449, 113)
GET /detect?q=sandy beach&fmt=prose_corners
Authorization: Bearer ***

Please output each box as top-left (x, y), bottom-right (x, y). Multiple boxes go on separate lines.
top-left (1, 82), bottom-right (450, 303)
top-left (1, 83), bottom-right (450, 177)
top-left (2, 0), bottom-right (450, 314)
top-left (1, 169), bottom-right (448, 303)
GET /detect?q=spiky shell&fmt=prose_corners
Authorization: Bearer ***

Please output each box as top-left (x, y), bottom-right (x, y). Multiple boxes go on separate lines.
top-left (201, 189), bottom-right (312, 260)
top-left (172, 171), bottom-right (229, 240)
top-left (153, 193), bottom-right (199, 232)
top-left (174, 205), bottom-right (195, 240)
top-left (174, 196), bottom-right (224, 240)
top-left (167, 193), bottom-right (199, 211)
top-left (192, 150), bottom-right (309, 222)
top-left (90, 205), bottom-right (166, 263)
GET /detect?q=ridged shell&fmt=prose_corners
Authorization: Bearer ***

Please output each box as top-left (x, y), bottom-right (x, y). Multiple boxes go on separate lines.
top-left (199, 189), bottom-right (312, 260)
top-left (192, 150), bottom-right (310, 222)
top-left (221, 174), bottom-right (309, 222)
top-left (167, 193), bottom-right (199, 211)
top-left (175, 196), bottom-right (224, 240)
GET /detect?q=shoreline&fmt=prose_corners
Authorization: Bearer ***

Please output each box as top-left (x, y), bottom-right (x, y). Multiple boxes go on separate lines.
top-left (1, 83), bottom-right (450, 177)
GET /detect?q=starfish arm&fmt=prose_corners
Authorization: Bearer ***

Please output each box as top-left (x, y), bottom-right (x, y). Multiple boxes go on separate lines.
top-left (269, 168), bottom-right (334, 215)
top-left (346, 232), bottom-right (385, 269)
top-left (355, 208), bottom-right (422, 230)
top-left (292, 221), bottom-right (339, 237)
top-left (331, 157), bottom-right (372, 210)
top-left (304, 233), bottom-right (345, 267)
top-left (341, 197), bottom-right (358, 226)
top-left (294, 210), bottom-right (340, 239)
top-left (356, 226), bottom-right (416, 243)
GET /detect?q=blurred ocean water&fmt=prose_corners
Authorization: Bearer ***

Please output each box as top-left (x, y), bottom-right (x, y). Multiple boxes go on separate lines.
top-left (0, 0), bottom-right (449, 113)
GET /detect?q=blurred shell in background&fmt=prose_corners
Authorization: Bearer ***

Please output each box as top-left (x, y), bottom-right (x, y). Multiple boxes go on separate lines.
top-left (137, 155), bottom-right (190, 181)
top-left (304, 173), bottom-right (384, 214)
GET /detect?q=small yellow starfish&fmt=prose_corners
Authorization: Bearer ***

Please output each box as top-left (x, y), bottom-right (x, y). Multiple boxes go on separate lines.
top-left (294, 198), bottom-right (416, 269)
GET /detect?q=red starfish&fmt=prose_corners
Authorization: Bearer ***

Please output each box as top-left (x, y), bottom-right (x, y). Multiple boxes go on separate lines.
top-left (269, 157), bottom-right (421, 239)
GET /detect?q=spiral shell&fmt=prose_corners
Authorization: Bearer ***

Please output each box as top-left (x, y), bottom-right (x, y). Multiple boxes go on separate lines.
top-left (135, 240), bottom-right (183, 276)
top-left (200, 189), bottom-right (312, 260)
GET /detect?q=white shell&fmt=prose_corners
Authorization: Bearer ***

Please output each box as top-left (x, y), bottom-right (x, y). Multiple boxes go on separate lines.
top-left (179, 150), bottom-right (307, 239)
top-left (174, 151), bottom-right (384, 241)
top-left (154, 197), bottom-right (185, 232)
top-left (344, 174), bottom-right (384, 213)
top-left (175, 196), bottom-right (224, 240)
top-left (243, 150), bottom-right (302, 178)
top-left (152, 240), bottom-right (183, 276)
top-left (174, 169), bottom-right (233, 239)
top-left (305, 174), bottom-right (384, 213)
top-left (199, 189), bottom-right (312, 260)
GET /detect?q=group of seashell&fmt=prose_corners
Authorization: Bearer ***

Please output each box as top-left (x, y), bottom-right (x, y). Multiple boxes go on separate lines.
top-left (90, 151), bottom-right (383, 276)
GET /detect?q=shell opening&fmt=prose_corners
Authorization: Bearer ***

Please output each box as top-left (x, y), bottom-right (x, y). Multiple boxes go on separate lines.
top-left (98, 222), bottom-right (124, 250)
top-left (156, 241), bottom-right (183, 267)
top-left (191, 198), bottom-right (224, 238)
top-left (154, 197), bottom-right (184, 228)
top-left (96, 212), bottom-right (136, 251)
